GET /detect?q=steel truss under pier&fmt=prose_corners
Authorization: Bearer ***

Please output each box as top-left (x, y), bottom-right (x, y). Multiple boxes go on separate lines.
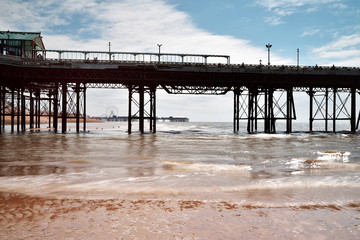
top-left (307, 87), bottom-right (358, 132)
top-left (0, 83), bottom-right (86, 134)
top-left (233, 87), bottom-right (296, 133)
top-left (127, 85), bottom-right (157, 134)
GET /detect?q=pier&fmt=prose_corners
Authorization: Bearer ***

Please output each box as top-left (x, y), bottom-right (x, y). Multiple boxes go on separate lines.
top-left (1, 31), bottom-right (360, 134)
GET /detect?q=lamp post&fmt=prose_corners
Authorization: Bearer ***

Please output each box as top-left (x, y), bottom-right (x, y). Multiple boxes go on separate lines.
top-left (157, 44), bottom-right (162, 63)
top-left (297, 48), bottom-right (300, 69)
top-left (108, 42), bottom-right (111, 61)
top-left (266, 43), bottom-right (272, 68)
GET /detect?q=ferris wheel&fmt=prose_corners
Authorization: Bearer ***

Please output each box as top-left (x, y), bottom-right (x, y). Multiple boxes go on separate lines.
top-left (106, 106), bottom-right (119, 118)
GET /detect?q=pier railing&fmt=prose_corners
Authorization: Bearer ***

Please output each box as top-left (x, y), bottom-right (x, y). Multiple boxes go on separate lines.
top-left (33, 49), bottom-right (231, 65)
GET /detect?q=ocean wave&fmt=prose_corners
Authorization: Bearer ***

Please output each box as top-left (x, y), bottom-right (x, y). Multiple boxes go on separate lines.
top-left (159, 160), bottom-right (252, 173)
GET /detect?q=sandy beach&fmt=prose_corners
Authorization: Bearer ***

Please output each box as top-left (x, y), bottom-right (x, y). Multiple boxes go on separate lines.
top-left (1, 192), bottom-right (359, 239)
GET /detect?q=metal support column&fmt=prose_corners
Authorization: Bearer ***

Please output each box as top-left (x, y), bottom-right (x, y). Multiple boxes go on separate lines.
top-left (83, 84), bottom-right (86, 132)
top-left (255, 91), bottom-right (258, 132)
top-left (333, 88), bottom-right (337, 132)
top-left (48, 91), bottom-right (52, 130)
top-left (286, 88), bottom-right (293, 133)
top-left (264, 89), bottom-right (269, 133)
top-left (325, 88), bottom-right (329, 132)
top-left (61, 82), bottom-right (67, 133)
top-left (53, 83), bottom-right (59, 133)
top-left (308, 88), bottom-right (314, 132)
top-left (233, 88), bottom-right (240, 133)
top-left (139, 85), bottom-right (145, 134)
top-left (21, 88), bottom-right (26, 131)
top-left (2, 86), bottom-right (6, 131)
top-left (29, 90), bottom-right (34, 131)
top-left (76, 82), bottom-right (80, 133)
top-left (264, 88), bottom-right (275, 133)
top-left (36, 90), bottom-right (41, 130)
top-left (269, 88), bottom-right (275, 133)
top-left (128, 85), bottom-right (133, 134)
top-left (11, 88), bottom-right (14, 133)
top-left (149, 87), bottom-right (156, 133)
top-left (17, 89), bottom-right (20, 132)
top-left (0, 86), bottom-right (2, 134)
top-left (351, 88), bottom-right (356, 132)
top-left (247, 88), bottom-right (256, 133)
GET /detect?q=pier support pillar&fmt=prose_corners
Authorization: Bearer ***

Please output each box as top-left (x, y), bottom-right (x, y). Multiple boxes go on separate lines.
top-left (76, 82), bottom-right (80, 133)
top-left (351, 88), bottom-right (356, 132)
top-left (233, 88), bottom-right (241, 133)
top-left (286, 88), bottom-right (295, 133)
top-left (0, 86), bottom-right (2, 134)
top-left (128, 84), bottom-right (157, 134)
top-left (83, 85), bottom-right (86, 132)
top-left (53, 83), bottom-right (59, 133)
top-left (264, 88), bottom-right (275, 133)
top-left (61, 82), bottom-right (67, 133)
top-left (21, 88), bottom-right (26, 132)
top-left (128, 85), bottom-right (132, 134)
top-left (247, 88), bottom-right (257, 133)
top-left (1, 86), bottom-right (5, 132)
top-left (149, 86), bottom-right (156, 133)
top-left (308, 88), bottom-right (314, 132)
top-left (139, 85), bottom-right (144, 134)
top-left (11, 88), bottom-right (15, 133)
top-left (332, 88), bottom-right (337, 132)
top-left (17, 89), bottom-right (20, 132)
top-left (29, 90), bottom-right (34, 131)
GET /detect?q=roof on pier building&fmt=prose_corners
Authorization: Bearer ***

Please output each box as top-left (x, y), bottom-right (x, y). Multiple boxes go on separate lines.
top-left (0, 30), bottom-right (45, 49)
top-left (0, 30), bottom-right (45, 57)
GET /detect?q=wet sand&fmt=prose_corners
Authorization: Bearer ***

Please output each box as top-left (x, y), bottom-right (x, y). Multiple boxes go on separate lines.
top-left (1, 192), bottom-right (359, 239)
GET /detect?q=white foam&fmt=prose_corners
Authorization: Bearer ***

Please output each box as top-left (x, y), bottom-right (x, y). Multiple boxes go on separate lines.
top-left (316, 150), bottom-right (351, 162)
top-left (160, 160), bottom-right (252, 173)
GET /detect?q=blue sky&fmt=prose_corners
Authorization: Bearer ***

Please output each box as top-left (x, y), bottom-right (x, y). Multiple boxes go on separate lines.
top-left (1, 0), bottom-right (360, 122)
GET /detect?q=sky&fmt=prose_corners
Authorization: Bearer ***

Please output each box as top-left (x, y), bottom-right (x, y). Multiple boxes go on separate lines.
top-left (1, 0), bottom-right (360, 123)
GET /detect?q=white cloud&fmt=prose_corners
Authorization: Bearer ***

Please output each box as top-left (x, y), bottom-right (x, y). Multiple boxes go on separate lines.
top-left (312, 34), bottom-right (360, 66)
top-left (264, 16), bottom-right (285, 26)
top-left (255, 0), bottom-right (346, 24)
top-left (301, 27), bottom-right (320, 37)
top-left (0, 0), bottom-right (293, 121)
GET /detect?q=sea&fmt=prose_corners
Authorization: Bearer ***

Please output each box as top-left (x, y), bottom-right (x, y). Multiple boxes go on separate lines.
top-left (0, 121), bottom-right (359, 239)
